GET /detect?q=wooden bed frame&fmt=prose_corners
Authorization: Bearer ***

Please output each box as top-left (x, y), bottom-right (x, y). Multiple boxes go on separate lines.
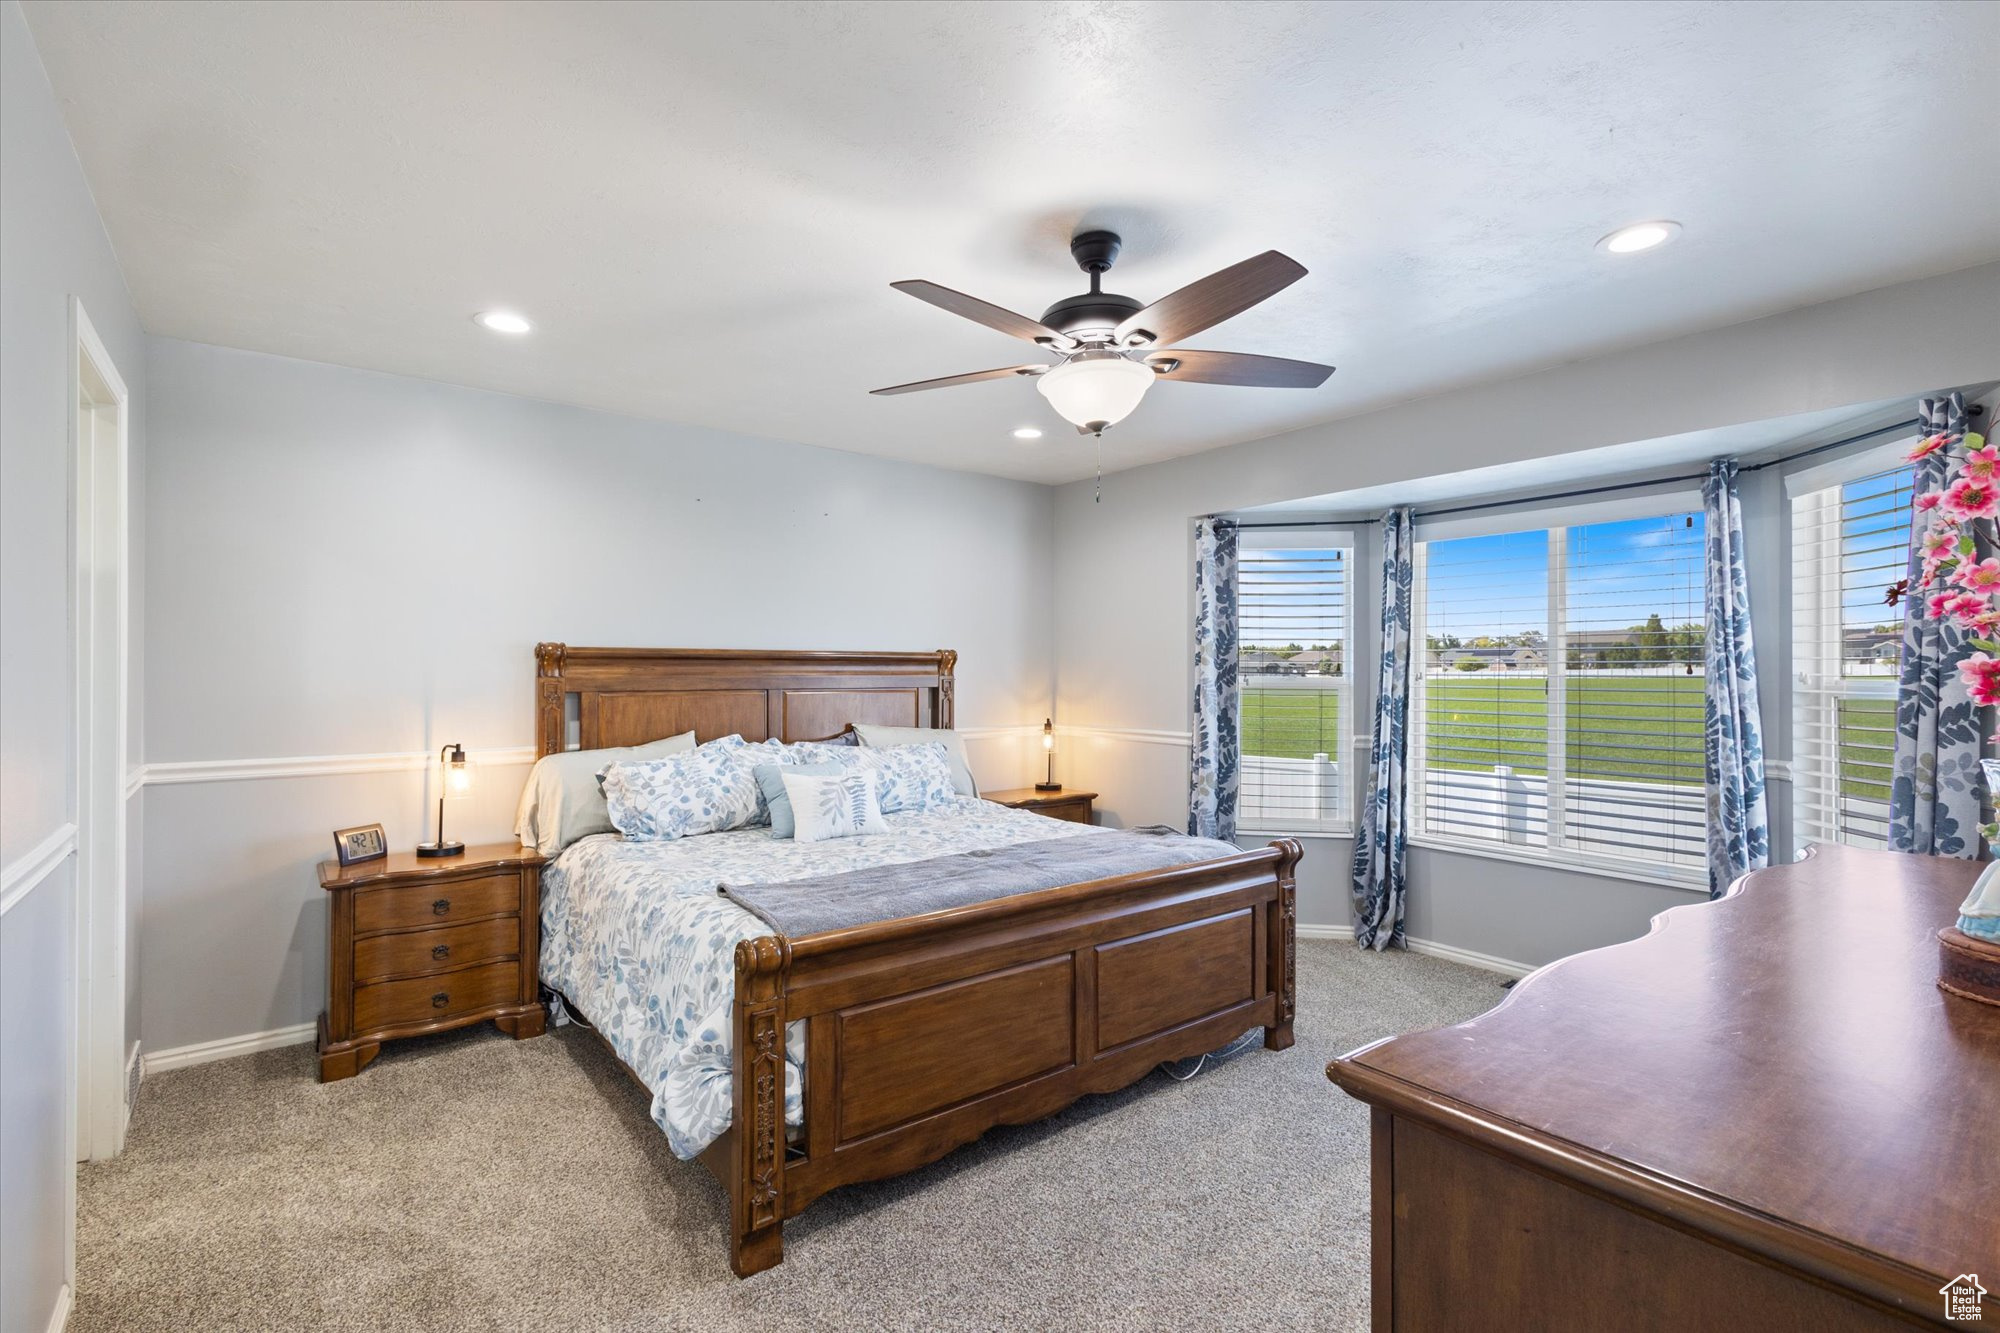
top-left (534, 643), bottom-right (1301, 1276)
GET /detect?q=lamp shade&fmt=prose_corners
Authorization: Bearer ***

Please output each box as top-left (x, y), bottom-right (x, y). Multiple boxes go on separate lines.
top-left (444, 743), bottom-right (473, 798)
top-left (1035, 354), bottom-right (1154, 432)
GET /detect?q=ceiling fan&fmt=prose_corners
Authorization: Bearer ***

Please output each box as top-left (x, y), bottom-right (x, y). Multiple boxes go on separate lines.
top-left (871, 230), bottom-right (1334, 436)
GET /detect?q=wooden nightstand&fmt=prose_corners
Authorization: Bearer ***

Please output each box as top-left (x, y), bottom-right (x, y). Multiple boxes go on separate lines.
top-left (317, 842), bottom-right (546, 1081)
top-left (984, 787), bottom-right (1097, 824)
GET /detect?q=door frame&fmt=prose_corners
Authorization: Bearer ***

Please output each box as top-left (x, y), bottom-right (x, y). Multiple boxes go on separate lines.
top-left (70, 296), bottom-right (130, 1182)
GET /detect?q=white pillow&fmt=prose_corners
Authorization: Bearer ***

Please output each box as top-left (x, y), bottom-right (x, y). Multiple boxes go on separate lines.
top-left (852, 724), bottom-right (979, 797)
top-left (783, 768), bottom-right (888, 843)
top-left (514, 731), bottom-right (696, 855)
top-left (601, 736), bottom-right (762, 841)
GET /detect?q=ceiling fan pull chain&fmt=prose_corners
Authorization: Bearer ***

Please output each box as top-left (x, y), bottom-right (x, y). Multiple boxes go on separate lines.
top-left (1095, 437), bottom-right (1103, 504)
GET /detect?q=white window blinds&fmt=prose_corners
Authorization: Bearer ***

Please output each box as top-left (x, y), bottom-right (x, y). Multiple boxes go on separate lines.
top-left (1237, 540), bottom-right (1352, 831)
top-left (1411, 509), bottom-right (1708, 877)
top-left (1791, 464), bottom-right (1908, 851)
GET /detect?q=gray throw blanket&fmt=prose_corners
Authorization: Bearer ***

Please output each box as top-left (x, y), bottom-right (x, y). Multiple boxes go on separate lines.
top-left (720, 826), bottom-right (1243, 939)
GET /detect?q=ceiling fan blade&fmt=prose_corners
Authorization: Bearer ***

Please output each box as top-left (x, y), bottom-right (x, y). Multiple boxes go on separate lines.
top-left (1116, 251), bottom-right (1307, 348)
top-left (1144, 349), bottom-right (1334, 388)
top-left (869, 364), bottom-right (1048, 396)
top-left (890, 280), bottom-right (1068, 346)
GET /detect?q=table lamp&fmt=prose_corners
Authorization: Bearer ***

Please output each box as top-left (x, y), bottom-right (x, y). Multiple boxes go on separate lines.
top-left (417, 742), bottom-right (471, 857)
top-left (1036, 718), bottom-right (1061, 792)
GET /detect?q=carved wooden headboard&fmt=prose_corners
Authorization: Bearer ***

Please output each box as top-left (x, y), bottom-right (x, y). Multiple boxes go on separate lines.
top-left (533, 644), bottom-right (957, 756)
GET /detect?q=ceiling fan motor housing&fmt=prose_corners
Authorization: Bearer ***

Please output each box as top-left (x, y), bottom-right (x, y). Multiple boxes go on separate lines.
top-left (1040, 289), bottom-right (1142, 339)
top-left (1040, 229), bottom-right (1146, 342)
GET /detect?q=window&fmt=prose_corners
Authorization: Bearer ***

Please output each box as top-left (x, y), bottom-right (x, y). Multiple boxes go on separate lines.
top-left (1410, 506), bottom-right (1708, 879)
top-left (1791, 462), bottom-right (1908, 851)
top-left (1237, 532), bottom-right (1353, 832)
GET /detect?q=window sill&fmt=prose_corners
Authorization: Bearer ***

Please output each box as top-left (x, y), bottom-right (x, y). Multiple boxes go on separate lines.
top-left (1405, 834), bottom-right (1708, 893)
top-left (1238, 823), bottom-right (1353, 840)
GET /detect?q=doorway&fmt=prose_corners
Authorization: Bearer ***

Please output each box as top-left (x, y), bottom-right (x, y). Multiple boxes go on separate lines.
top-left (71, 298), bottom-right (129, 1170)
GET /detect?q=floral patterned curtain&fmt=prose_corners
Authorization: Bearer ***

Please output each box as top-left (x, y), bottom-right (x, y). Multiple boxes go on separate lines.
top-left (1890, 392), bottom-right (1987, 857)
top-left (1189, 517), bottom-right (1240, 841)
top-left (1351, 508), bottom-right (1414, 950)
top-left (1702, 459), bottom-right (1769, 897)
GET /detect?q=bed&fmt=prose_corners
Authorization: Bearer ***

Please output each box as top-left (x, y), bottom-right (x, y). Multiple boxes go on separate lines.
top-left (532, 644), bottom-right (1301, 1276)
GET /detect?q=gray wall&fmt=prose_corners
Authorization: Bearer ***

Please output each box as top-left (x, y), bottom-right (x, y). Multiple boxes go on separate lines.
top-left (1, 3), bottom-right (148, 1329)
top-left (139, 337), bottom-right (1057, 1052)
top-left (1052, 263), bottom-right (2000, 966)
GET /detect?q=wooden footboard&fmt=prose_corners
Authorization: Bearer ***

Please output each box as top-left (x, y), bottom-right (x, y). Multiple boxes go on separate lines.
top-left (709, 838), bottom-right (1302, 1276)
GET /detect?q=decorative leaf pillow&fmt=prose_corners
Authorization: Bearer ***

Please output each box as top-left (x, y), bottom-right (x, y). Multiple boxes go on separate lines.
top-left (752, 761), bottom-right (847, 839)
top-left (601, 736), bottom-right (762, 841)
top-left (782, 769), bottom-right (888, 843)
top-left (845, 742), bottom-right (958, 814)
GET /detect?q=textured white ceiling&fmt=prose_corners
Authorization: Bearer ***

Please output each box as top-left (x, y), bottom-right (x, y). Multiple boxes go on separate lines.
top-left (23, 1), bottom-right (2000, 484)
top-left (1244, 392), bottom-right (1957, 518)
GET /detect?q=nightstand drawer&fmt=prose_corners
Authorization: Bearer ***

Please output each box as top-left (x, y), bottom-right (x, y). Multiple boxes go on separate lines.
top-left (354, 873), bottom-right (519, 934)
top-left (1037, 799), bottom-right (1092, 823)
top-left (354, 917), bottom-right (519, 983)
top-left (353, 960), bottom-right (520, 1032)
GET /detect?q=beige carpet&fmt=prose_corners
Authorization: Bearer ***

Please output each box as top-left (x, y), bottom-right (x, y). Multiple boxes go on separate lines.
top-left (74, 941), bottom-right (1505, 1332)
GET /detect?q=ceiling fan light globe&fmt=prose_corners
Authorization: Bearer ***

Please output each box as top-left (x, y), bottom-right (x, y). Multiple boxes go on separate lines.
top-left (1035, 355), bottom-right (1154, 432)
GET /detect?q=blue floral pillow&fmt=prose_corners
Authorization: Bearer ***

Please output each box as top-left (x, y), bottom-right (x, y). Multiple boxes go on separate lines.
top-left (846, 742), bottom-right (957, 814)
top-left (601, 736), bottom-right (762, 841)
top-left (727, 738), bottom-right (856, 825)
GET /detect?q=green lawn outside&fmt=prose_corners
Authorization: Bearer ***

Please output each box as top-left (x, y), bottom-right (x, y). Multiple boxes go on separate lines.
top-left (1242, 676), bottom-right (1894, 800)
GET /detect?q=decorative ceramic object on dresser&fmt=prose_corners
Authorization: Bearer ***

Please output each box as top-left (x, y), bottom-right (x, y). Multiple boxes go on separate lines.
top-left (1940, 767), bottom-right (2000, 1006)
top-left (984, 786), bottom-right (1096, 824)
top-left (318, 842), bottom-right (547, 1080)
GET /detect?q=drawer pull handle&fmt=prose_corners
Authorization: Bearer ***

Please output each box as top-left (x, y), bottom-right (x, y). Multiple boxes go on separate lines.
top-left (431, 992), bottom-right (449, 1009)
top-left (432, 944), bottom-right (450, 960)
top-left (432, 898), bottom-right (451, 916)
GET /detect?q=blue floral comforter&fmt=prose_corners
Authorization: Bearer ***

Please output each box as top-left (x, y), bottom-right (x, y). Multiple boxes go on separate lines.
top-left (539, 798), bottom-right (1099, 1158)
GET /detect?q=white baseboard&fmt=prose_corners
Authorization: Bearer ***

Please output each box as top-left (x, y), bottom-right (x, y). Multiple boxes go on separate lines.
top-left (1297, 921), bottom-right (1535, 979)
top-left (123, 1039), bottom-right (141, 1129)
top-left (45, 1282), bottom-right (72, 1333)
top-left (142, 1021), bottom-right (316, 1075)
top-left (1402, 935), bottom-right (1536, 979)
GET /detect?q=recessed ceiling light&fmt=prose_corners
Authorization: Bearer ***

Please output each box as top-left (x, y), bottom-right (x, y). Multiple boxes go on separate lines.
top-left (1012, 427), bottom-right (1044, 440)
top-left (474, 310), bottom-right (532, 334)
top-left (1596, 221), bottom-right (1682, 255)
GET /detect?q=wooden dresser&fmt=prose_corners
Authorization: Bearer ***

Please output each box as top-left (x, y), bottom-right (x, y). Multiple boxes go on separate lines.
top-left (1328, 844), bottom-right (1997, 1330)
top-left (984, 787), bottom-right (1096, 823)
top-left (318, 842), bottom-right (547, 1081)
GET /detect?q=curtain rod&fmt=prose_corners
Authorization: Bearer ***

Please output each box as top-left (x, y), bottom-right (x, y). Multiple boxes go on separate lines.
top-left (1230, 411), bottom-right (1972, 529)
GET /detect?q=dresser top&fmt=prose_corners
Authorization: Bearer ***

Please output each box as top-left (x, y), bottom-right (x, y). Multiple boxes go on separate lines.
top-left (319, 842), bottom-right (543, 890)
top-left (1329, 843), bottom-right (1998, 1295)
